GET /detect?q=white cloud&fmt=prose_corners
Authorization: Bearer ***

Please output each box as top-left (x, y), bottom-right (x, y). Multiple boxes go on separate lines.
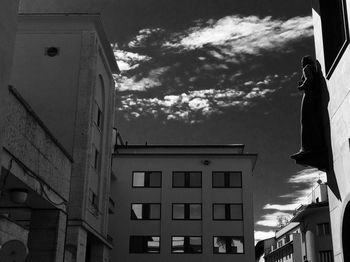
top-left (164, 15), bottom-right (313, 62)
top-left (128, 28), bottom-right (165, 48)
top-left (255, 230), bottom-right (275, 242)
top-left (258, 169), bottom-right (327, 228)
top-left (256, 212), bottom-right (292, 227)
top-left (117, 73), bottom-right (289, 121)
top-left (113, 48), bottom-right (151, 72)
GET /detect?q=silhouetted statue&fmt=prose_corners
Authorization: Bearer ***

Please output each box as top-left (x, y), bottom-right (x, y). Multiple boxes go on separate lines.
top-left (291, 56), bottom-right (341, 199)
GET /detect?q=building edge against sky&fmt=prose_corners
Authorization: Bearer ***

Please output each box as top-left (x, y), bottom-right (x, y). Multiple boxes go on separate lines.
top-left (311, 0), bottom-right (350, 261)
top-left (109, 144), bottom-right (257, 262)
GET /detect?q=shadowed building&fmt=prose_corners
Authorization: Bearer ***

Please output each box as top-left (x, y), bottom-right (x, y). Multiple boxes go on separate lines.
top-left (309, 0), bottom-right (350, 261)
top-left (9, 13), bottom-right (119, 261)
top-left (110, 144), bottom-right (257, 262)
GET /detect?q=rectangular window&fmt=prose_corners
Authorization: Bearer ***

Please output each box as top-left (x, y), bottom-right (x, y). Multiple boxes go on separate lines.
top-left (319, 0), bottom-right (349, 77)
top-left (213, 204), bottom-right (243, 220)
top-left (88, 189), bottom-right (98, 209)
top-left (129, 236), bottom-right (160, 253)
top-left (94, 102), bottom-right (103, 129)
top-left (212, 172), bottom-right (242, 188)
top-left (319, 250), bottom-right (333, 262)
top-left (171, 236), bottom-right (202, 253)
top-left (132, 171), bottom-right (162, 188)
top-left (93, 148), bottom-right (100, 170)
top-left (317, 223), bottom-right (331, 236)
top-left (173, 172), bottom-right (201, 187)
top-left (172, 204), bottom-right (202, 220)
top-left (213, 236), bottom-right (244, 254)
top-left (131, 204), bottom-right (161, 220)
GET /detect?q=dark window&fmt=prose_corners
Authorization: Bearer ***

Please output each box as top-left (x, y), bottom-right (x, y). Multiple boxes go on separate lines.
top-left (317, 223), bottom-right (331, 236)
top-left (172, 204), bottom-right (202, 220)
top-left (171, 236), bottom-right (202, 253)
top-left (213, 236), bottom-right (244, 254)
top-left (132, 172), bottom-right (162, 187)
top-left (88, 189), bottom-right (98, 208)
top-left (212, 172), bottom-right (242, 188)
top-left (129, 236), bottom-right (160, 253)
top-left (319, 0), bottom-right (349, 77)
top-left (93, 148), bottom-right (100, 170)
top-left (319, 250), bottom-right (334, 262)
top-left (213, 204), bottom-right (243, 220)
top-left (173, 172), bottom-right (201, 188)
top-left (94, 102), bottom-right (103, 129)
top-left (131, 204), bottom-right (161, 220)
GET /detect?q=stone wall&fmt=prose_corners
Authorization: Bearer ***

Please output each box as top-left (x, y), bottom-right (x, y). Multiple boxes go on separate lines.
top-left (2, 87), bottom-right (72, 201)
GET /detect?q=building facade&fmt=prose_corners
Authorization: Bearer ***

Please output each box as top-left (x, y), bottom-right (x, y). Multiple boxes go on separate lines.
top-left (310, 0), bottom-right (350, 261)
top-left (110, 145), bottom-right (257, 262)
top-left (8, 13), bottom-right (119, 261)
top-left (259, 183), bottom-right (333, 262)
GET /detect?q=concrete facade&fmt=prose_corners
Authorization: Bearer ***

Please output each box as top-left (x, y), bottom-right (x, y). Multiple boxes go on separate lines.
top-left (311, 1), bottom-right (350, 261)
top-left (9, 14), bottom-right (119, 262)
top-left (110, 145), bottom-right (257, 262)
top-left (262, 183), bottom-right (333, 262)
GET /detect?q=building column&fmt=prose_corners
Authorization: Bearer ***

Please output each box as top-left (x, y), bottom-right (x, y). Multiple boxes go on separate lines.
top-left (26, 209), bottom-right (67, 262)
top-left (305, 229), bottom-right (317, 262)
top-left (89, 242), bottom-right (109, 262)
top-left (65, 226), bottom-right (87, 262)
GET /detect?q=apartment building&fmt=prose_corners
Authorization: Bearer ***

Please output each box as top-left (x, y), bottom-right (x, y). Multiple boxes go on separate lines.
top-left (258, 182), bottom-right (333, 262)
top-left (310, 0), bottom-right (350, 261)
top-left (110, 144), bottom-right (257, 262)
top-left (9, 13), bottom-right (119, 261)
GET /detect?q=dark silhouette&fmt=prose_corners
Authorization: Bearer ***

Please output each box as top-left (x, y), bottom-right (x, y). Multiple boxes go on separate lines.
top-left (291, 56), bottom-right (341, 199)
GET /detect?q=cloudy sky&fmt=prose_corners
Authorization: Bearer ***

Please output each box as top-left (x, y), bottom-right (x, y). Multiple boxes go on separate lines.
top-left (22, 0), bottom-right (326, 242)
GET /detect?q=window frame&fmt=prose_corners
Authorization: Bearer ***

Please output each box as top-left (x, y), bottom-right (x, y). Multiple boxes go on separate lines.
top-left (129, 235), bottom-right (161, 254)
top-left (172, 203), bottom-right (202, 220)
top-left (213, 236), bottom-right (245, 254)
top-left (130, 203), bottom-right (161, 220)
top-left (212, 203), bottom-right (243, 221)
top-left (212, 171), bottom-right (242, 188)
top-left (319, 0), bottom-right (350, 78)
top-left (172, 171), bottom-right (202, 188)
top-left (171, 236), bottom-right (203, 254)
top-left (132, 171), bottom-right (162, 188)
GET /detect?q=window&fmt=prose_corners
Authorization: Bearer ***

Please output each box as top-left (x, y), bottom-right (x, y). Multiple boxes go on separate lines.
top-left (131, 204), bottom-right (161, 220)
top-left (173, 172), bottom-right (201, 187)
top-left (172, 204), bottom-right (202, 220)
top-left (93, 148), bottom-right (100, 170)
top-left (132, 171), bottom-right (162, 187)
top-left (277, 240), bottom-right (283, 248)
top-left (213, 204), bottom-right (243, 220)
top-left (319, 0), bottom-right (349, 77)
top-left (129, 236), bottom-right (160, 253)
top-left (212, 172), bottom-right (242, 188)
top-left (88, 189), bottom-right (98, 209)
top-left (171, 236), bottom-right (202, 253)
top-left (213, 236), bottom-right (244, 254)
top-left (317, 223), bottom-right (331, 236)
top-left (319, 250), bottom-right (334, 262)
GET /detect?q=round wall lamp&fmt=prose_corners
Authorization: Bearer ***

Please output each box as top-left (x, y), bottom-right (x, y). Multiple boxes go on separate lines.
top-left (9, 189), bottom-right (28, 204)
top-left (202, 160), bottom-right (211, 165)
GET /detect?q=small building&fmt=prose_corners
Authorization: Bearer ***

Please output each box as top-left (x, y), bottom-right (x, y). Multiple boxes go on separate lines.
top-left (258, 182), bottom-right (333, 262)
top-left (110, 144), bottom-right (257, 262)
top-left (310, 0), bottom-right (350, 261)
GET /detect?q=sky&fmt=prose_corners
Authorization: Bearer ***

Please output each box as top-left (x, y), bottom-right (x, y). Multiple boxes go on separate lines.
top-left (22, 0), bottom-right (327, 242)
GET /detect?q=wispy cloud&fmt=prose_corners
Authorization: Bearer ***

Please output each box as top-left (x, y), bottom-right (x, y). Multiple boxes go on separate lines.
top-left (113, 49), bottom-right (151, 72)
top-left (164, 15), bottom-right (313, 62)
top-left (117, 74), bottom-right (288, 122)
top-left (255, 230), bottom-right (275, 242)
top-left (257, 169), bottom-right (327, 229)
